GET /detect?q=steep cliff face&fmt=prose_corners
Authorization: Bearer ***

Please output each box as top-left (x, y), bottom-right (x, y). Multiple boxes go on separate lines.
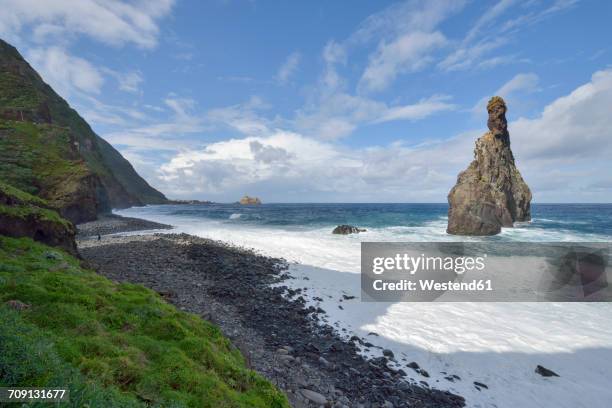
top-left (447, 96), bottom-right (531, 235)
top-left (0, 39), bottom-right (166, 223)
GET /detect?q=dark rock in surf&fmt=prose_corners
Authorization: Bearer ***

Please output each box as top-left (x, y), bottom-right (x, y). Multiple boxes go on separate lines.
top-left (535, 365), bottom-right (560, 377)
top-left (332, 225), bottom-right (366, 235)
top-left (473, 381), bottom-right (488, 389)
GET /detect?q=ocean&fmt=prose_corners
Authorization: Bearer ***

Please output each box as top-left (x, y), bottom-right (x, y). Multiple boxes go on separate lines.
top-left (115, 203), bottom-right (612, 408)
top-left (116, 203), bottom-right (612, 272)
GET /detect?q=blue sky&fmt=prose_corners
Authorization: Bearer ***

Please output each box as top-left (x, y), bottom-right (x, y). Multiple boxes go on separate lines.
top-left (1, 0), bottom-right (611, 202)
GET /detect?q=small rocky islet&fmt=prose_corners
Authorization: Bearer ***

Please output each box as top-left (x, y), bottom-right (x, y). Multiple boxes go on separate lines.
top-left (239, 195), bottom-right (262, 205)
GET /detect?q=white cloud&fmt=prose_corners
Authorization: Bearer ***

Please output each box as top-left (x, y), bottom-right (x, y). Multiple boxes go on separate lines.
top-left (354, 0), bottom-right (467, 92)
top-left (374, 95), bottom-right (456, 123)
top-left (0, 0), bottom-right (175, 48)
top-left (438, 38), bottom-right (506, 71)
top-left (296, 92), bottom-right (455, 140)
top-left (102, 95), bottom-right (208, 151)
top-left (276, 52), bottom-right (301, 84)
top-left (323, 40), bottom-right (347, 65)
top-left (270, 1), bottom-right (464, 140)
top-left (147, 69), bottom-right (612, 203)
top-left (476, 54), bottom-right (530, 69)
top-left (501, 0), bottom-right (578, 33)
top-left (164, 97), bottom-right (197, 119)
top-left (511, 69), bottom-right (612, 161)
top-left (438, 0), bottom-right (576, 72)
top-left (117, 71), bottom-right (144, 93)
top-left (497, 73), bottom-right (540, 95)
top-left (206, 96), bottom-right (272, 136)
top-left (27, 46), bottom-right (104, 96)
top-left (359, 31), bottom-right (447, 92)
top-left (463, 0), bottom-right (518, 44)
top-left (295, 27), bottom-right (457, 140)
top-left (0, 0), bottom-right (174, 136)
top-left (349, 0), bottom-right (466, 45)
top-left (101, 68), bottom-right (144, 93)
top-left (102, 95), bottom-right (276, 155)
top-left (155, 130), bottom-right (473, 201)
top-left (318, 40), bottom-right (347, 93)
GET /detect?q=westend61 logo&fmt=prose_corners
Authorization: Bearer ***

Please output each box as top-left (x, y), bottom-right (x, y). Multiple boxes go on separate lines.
top-left (361, 242), bottom-right (612, 302)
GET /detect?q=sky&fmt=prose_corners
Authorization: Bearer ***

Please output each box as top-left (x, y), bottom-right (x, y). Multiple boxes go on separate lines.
top-left (1, 0), bottom-right (611, 203)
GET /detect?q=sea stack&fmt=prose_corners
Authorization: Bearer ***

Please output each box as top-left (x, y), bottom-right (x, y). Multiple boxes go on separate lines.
top-left (447, 96), bottom-right (531, 235)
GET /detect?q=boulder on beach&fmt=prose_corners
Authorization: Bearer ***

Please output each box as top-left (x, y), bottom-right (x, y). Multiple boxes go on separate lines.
top-left (447, 96), bottom-right (531, 236)
top-left (535, 365), bottom-right (560, 377)
top-left (332, 225), bottom-right (366, 235)
top-left (239, 195), bottom-right (262, 205)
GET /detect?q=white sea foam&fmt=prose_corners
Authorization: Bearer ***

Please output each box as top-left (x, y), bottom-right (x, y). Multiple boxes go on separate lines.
top-left (229, 213), bottom-right (242, 220)
top-left (284, 263), bottom-right (612, 408)
top-left (115, 206), bottom-right (612, 408)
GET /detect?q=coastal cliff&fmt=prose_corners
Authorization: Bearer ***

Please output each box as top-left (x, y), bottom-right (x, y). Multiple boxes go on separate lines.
top-left (0, 39), bottom-right (167, 224)
top-left (447, 96), bottom-right (531, 235)
top-left (0, 38), bottom-right (288, 408)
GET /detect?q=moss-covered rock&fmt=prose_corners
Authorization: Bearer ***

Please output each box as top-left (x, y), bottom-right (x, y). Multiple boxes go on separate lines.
top-left (0, 180), bottom-right (77, 254)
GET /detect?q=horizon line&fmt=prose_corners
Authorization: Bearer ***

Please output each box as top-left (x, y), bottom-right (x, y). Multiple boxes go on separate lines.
top-left (161, 201), bottom-right (612, 205)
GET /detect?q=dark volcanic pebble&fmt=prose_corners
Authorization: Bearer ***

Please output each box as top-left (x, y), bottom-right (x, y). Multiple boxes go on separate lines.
top-left (77, 214), bottom-right (172, 238)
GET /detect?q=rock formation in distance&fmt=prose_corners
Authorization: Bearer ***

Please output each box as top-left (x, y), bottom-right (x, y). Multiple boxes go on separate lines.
top-left (447, 96), bottom-right (531, 235)
top-left (239, 195), bottom-right (262, 205)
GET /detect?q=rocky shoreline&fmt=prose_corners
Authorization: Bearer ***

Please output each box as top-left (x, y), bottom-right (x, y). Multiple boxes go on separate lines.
top-left (77, 216), bottom-right (465, 408)
top-left (76, 214), bottom-right (173, 238)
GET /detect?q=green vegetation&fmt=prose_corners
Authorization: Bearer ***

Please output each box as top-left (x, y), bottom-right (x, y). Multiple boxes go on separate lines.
top-left (0, 202), bottom-right (72, 228)
top-left (0, 179), bottom-right (72, 229)
top-left (0, 119), bottom-right (89, 203)
top-left (0, 309), bottom-right (147, 407)
top-left (0, 179), bottom-right (49, 207)
top-left (0, 236), bottom-right (289, 408)
top-left (0, 71), bottom-right (40, 110)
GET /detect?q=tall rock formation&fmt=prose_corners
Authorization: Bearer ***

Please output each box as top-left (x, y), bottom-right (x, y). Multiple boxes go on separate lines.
top-left (447, 96), bottom-right (531, 235)
top-left (0, 39), bottom-right (167, 223)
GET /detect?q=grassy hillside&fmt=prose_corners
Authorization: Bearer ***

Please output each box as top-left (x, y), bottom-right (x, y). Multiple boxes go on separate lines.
top-left (0, 236), bottom-right (288, 408)
top-left (0, 120), bottom-right (93, 208)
